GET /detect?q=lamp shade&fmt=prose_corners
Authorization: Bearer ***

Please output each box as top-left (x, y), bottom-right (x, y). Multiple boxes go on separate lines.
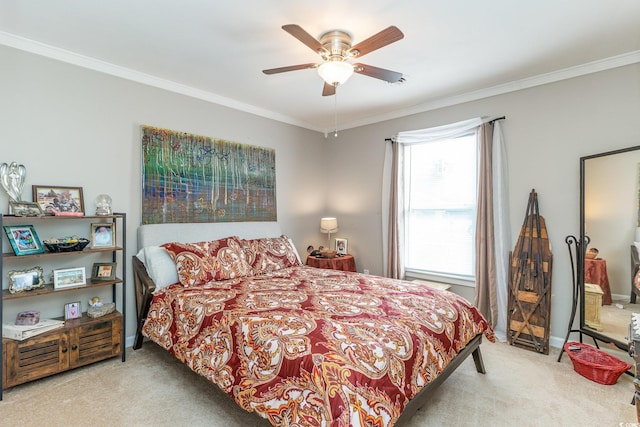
top-left (320, 217), bottom-right (338, 234)
top-left (318, 61), bottom-right (353, 86)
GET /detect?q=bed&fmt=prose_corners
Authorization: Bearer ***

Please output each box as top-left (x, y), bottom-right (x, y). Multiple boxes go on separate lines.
top-left (133, 222), bottom-right (494, 426)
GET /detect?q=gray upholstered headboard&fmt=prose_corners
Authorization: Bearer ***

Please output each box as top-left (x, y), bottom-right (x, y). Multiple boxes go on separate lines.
top-left (135, 221), bottom-right (287, 291)
top-left (137, 221), bottom-right (283, 249)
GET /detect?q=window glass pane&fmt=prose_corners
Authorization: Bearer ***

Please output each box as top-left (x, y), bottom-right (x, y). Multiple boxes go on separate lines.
top-left (405, 133), bottom-right (477, 277)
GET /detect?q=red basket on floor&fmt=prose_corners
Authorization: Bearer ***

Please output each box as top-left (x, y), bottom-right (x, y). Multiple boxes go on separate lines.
top-left (564, 341), bottom-right (631, 385)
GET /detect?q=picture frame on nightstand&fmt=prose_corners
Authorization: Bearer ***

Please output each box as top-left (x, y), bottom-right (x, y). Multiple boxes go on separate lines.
top-left (335, 238), bottom-right (348, 255)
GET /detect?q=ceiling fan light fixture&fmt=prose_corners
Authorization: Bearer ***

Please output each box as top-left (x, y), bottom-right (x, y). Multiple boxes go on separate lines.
top-left (318, 61), bottom-right (354, 86)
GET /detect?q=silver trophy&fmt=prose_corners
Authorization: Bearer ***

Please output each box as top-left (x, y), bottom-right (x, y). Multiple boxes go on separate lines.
top-left (1, 162), bottom-right (27, 213)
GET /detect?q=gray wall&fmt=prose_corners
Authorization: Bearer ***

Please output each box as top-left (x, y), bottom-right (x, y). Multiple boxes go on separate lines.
top-left (0, 45), bottom-right (327, 341)
top-left (2, 42), bottom-right (639, 347)
top-left (324, 63), bottom-right (640, 344)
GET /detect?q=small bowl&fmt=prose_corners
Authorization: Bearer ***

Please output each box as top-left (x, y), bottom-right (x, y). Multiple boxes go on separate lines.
top-left (320, 249), bottom-right (337, 259)
top-left (585, 248), bottom-right (599, 259)
top-left (43, 237), bottom-right (90, 253)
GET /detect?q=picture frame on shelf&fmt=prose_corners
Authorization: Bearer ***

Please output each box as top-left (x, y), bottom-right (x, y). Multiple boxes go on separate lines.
top-left (32, 185), bottom-right (84, 215)
top-left (64, 301), bottom-right (82, 320)
top-left (3, 224), bottom-right (45, 256)
top-left (335, 238), bottom-right (348, 255)
top-left (53, 267), bottom-right (86, 290)
top-left (92, 262), bottom-right (116, 281)
top-left (8, 266), bottom-right (45, 294)
top-left (9, 201), bottom-right (45, 217)
top-left (90, 223), bottom-right (116, 248)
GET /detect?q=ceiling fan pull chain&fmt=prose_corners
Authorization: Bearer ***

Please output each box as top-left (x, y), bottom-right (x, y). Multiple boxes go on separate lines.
top-left (334, 86), bottom-right (339, 138)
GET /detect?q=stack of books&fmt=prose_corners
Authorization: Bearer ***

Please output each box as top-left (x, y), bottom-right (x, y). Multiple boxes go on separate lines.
top-left (3, 318), bottom-right (65, 341)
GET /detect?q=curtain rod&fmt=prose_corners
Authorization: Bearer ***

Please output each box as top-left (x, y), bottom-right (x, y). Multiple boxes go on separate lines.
top-left (384, 116), bottom-right (506, 143)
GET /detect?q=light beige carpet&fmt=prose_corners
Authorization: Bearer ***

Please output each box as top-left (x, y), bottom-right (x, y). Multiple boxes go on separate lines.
top-left (0, 340), bottom-right (635, 426)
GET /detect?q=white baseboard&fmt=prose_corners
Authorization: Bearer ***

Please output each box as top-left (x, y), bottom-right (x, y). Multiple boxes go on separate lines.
top-left (611, 292), bottom-right (628, 302)
top-left (125, 335), bottom-right (136, 349)
top-left (549, 335), bottom-right (565, 349)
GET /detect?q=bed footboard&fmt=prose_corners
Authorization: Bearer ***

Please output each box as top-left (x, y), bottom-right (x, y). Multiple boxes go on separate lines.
top-left (395, 334), bottom-right (485, 426)
top-left (132, 255), bottom-right (156, 350)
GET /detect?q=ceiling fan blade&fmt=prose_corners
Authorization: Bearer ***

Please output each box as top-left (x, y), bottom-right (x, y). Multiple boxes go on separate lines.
top-left (322, 82), bottom-right (336, 97)
top-left (353, 63), bottom-right (403, 83)
top-left (262, 63), bottom-right (318, 75)
top-left (282, 24), bottom-right (328, 55)
top-left (348, 26), bottom-right (404, 58)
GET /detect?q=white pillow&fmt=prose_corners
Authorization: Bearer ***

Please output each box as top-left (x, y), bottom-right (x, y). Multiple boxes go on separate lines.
top-left (136, 246), bottom-right (179, 291)
top-left (287, 237), bottom-right (302, 265)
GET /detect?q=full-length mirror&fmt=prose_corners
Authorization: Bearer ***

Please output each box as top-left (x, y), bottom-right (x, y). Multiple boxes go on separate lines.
top-left (580, 145), bottom-right (640, 355)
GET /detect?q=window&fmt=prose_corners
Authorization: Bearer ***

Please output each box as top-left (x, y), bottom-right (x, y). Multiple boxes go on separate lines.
top-left (404, 131), bottom-right (478, 280)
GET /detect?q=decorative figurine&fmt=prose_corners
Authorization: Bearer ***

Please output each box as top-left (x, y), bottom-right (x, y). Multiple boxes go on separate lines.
top-left (0, 162), bottom-right (26, 202)
top-left (87, 296), bottom-right (115, 318)
top-left (95, 194), bottom-right (113, 216)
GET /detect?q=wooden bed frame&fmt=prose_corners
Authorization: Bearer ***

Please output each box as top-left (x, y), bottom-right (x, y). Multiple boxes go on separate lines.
top-left (131, 222), bottom-right (487, 425)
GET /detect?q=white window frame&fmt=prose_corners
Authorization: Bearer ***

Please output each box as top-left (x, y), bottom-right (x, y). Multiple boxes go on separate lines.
top-left (390, 117), bottom-right (485, 286)
top-left (402, 131), bottom-right (478, 286)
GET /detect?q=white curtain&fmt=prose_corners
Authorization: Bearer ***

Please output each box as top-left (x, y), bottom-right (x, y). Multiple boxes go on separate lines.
top-left (394, 117), bottom-right (483, 145)
top-left (491, 121), bottom-right (510, 341)
top-left (381, 140), bottom-right (393, 277)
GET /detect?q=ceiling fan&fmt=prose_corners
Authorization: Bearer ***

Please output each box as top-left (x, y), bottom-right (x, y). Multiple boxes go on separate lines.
top-left (263, 24), bottom-right (405, 96)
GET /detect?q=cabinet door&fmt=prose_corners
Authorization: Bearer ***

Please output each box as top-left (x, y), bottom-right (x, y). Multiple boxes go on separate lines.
top-left (3, 332), bottom-right (69, 389)
top-left (68, 313), bottom-right (122, 368)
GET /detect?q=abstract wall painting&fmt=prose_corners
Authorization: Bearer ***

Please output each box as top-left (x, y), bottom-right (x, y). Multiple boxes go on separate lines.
top-left (141, 126), bottom-right (276, 224)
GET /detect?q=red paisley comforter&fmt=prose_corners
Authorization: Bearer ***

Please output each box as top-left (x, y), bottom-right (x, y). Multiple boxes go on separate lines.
top-left (142, 266), bottom-right (494, 426)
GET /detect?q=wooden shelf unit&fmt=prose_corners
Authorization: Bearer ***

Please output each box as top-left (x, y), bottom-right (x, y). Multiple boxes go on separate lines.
top-left (3, 311), bottom-right (122, 389)
top-left (0, 213), bottom-right (126, 400)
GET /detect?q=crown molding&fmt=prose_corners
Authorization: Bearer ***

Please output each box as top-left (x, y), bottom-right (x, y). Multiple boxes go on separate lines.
top-left (0, 31), bottom-right (321, 132)
top-left (338, 50), bottom-right (640, 132)
top-left (2, 30), bottom-right (638, 135)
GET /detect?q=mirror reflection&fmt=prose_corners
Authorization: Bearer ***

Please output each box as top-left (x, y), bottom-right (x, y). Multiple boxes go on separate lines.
top-left (582, 147), bottom-right (640, 356)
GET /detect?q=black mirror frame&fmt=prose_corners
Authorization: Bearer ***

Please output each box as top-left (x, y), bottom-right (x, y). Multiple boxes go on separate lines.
top-left (577, 145), bottom-right (640, 353)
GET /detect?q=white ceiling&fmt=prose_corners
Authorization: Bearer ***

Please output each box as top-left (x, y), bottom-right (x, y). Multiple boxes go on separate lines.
top-left (1, 1), bottom-right (639, 134)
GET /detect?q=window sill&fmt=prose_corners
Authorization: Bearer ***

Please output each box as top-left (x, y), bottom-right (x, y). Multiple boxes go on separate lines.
top-left (404, 269), bottom-right (475, 288)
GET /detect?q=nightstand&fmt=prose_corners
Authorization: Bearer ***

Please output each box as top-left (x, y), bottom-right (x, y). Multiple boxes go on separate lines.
top-left (306, 254), bottom-right (357, 272)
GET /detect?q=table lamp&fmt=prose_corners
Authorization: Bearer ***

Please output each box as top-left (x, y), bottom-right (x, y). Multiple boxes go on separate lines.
top-left (320, 217), bottom-right (338, 248)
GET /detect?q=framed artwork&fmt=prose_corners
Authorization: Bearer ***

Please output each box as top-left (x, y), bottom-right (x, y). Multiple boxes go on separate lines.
top-left (8, 267), bottom-right (45, 294)
top-left (53, 267), bottom-right (86, 289)
top-left (64, 301), bottom-right (82, 320)
top-left (32, 185), bottom-right (84, 215)
top-left (90, 223), bottom-right (116, 248)
top-left (335, 238), bottom-right (348, 255)
top-left (3, 224), bottom-right (45, 255)
top-left (141, 125), bottom-right (276, 224)
top-left (92, 262), bottom-right (116, 281)
top-left (9, 201), bottom-right (45, 217)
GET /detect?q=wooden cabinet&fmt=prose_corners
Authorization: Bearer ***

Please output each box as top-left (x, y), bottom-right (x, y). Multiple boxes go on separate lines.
top-left (1, 214), bottom-right (126, 399)
top-left (3, 312), bottom-right (121, 389)
top-left (583, 283), bottom-right (604, 331)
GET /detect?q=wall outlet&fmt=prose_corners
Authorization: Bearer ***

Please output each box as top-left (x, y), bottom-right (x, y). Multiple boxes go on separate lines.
top-left (363, 269), bottom-right (370, 274)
